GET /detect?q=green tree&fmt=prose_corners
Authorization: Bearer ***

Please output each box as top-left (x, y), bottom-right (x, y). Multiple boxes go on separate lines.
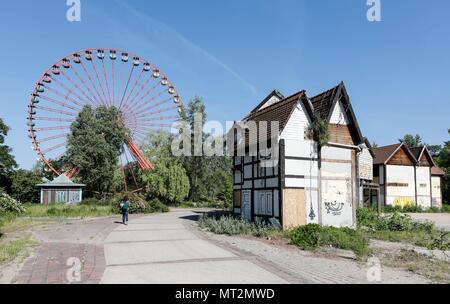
top-left (142, 158), bottom-right (190, 205)
top-left (10, 169), bottom-right (43, 203)
top-left (65, 106), bottom-right (127, 196)
top-left (399, 134), bottom-right (424, 148)
top-left (181, 97), bottom-right (211, 202)
top-left (436, 130), bottom-right (450, 204)
top-left (142, 130), bottom-right (189, 204)
top-left (0, 118), bottom-right (17, 192)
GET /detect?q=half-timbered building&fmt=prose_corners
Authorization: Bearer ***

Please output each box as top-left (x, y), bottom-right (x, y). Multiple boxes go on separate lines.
top-left (372, 143), bottom-right (417, 207)
top-left (232, 82), bottom-right (369, 229)
top-left (372, 144), bottom-right (444, 208)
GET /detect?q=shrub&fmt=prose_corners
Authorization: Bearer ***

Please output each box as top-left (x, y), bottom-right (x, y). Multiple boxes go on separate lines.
top-left (289, 224), bottom-right (370, 258)
top-left (357, 208), bottom-right (434, 232)
top-left (147, 198), bottom-right (169, 213)
top-left (199, 215), bottom-right (280, 238)
top-left (113, 193), bottom-right (169, 214)
top-left (0, 192), bottom-right (26, 214)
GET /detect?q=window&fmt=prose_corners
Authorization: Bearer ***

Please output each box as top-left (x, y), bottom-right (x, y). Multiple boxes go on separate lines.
top-left (387, 183), bottom-right (409, 187)
top-left (56, 190), bottom-right (67, 203)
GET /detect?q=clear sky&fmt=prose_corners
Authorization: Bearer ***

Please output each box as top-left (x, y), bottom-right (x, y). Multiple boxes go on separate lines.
top-left (0, 0), bottom-right (449, 169)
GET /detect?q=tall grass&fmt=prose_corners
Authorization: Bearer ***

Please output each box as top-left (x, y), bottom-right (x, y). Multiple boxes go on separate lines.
top-left (22, 204), bottom-right (114, 218)
top-left (0, 238), bottom-right (38, 265)
top-left (199, 215), bottom-right (281, 238)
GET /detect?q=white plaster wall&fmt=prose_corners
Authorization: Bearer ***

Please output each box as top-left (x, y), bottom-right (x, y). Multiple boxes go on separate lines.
top-left (416, 167), bottom-right (431, 208)
top-left (431, 177), bottom-right (442, 208)
top-left (386, 165), bottom-right (416, 206)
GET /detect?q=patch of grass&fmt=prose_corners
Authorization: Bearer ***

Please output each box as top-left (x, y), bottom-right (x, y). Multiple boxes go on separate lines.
top-left (377, 249), bottom-right (450, 283)
top-left (381, 204), bottom-right (450, 214)
top-left (22, 204), bottom-right (115, 218)
top-left (178, 201), bottom-right (230, 209)
top-left (0, 238), bottom-right (38, 265)
top-left (0, 217), bottom-right (54, 235)
top-left (289, 224), bottom-right (370, 258)
top-left (199, 215), bottom-right (282, 238)
top-left (357, 208), bottom-right (449, 251)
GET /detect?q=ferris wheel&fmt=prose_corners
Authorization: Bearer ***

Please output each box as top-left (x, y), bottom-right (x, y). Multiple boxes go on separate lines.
top-left (27, 48), bottom-right (184, 178)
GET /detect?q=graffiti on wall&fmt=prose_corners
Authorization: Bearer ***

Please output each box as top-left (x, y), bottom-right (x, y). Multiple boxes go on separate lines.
top-left (324, 201), bottom-right (345, 216)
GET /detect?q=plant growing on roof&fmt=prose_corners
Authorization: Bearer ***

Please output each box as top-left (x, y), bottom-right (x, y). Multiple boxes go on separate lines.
top-left (310, 113), bottom-right (329, 147)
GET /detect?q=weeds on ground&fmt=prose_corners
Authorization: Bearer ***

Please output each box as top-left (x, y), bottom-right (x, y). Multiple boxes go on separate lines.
top-left (22, 204), bottom-right (115, 218)
top-left (288, 224), bottom-right (370, 258)
top-left (382, 204), bottom-right (450, 214)
top-left (376, 249), bottom-right (450, 283)
top-left (357, 209), bottom-right (449, 251)
top-left (0, 238), bottom-right (38, 265)
top-left (199, 215), bottom-right (282, 238)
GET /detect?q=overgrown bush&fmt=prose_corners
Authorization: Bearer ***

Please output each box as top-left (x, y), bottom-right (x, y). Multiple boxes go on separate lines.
top-left (147, 198), bottom-right (170, 213)
top-left (199, 215), bottom-right (280, 238)
top-left (382, 204), bottom-right (450, 214)
top-left (357, 208), bottom-right (448, 250)
top-left (289, 224), bottom-right (370, 258)
top-left (112, 193), bottom-right (169, 214)
top-left (0, 192), bottom-right (25, 214)
top-left (357, 208), bottom-right (434, 232)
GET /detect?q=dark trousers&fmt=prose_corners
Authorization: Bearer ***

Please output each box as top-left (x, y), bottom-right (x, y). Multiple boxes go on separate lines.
top-left (122, 210), bottom-right (129, 224)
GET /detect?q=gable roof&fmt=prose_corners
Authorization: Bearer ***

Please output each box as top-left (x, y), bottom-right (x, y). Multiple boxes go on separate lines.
top-left (244, 90), bottom-right (309, 139)
top-left (431, 166), bottom-right (445, 176)
top-left (36, 174), bottom-right (86, 187)
top-left (245, 90), bottom-right (285, 119)
top-left (311, 84), bottom-right (340, 120)
top-left (372, 143), bottom-right (417, 165)
top-left (311, 82), bottom-right (364, 145)
top-left (409, 146), bottom-right (436, 167)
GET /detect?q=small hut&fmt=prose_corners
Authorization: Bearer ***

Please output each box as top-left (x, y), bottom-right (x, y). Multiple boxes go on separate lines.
top-left (36, 175), bottom-right (85, 205)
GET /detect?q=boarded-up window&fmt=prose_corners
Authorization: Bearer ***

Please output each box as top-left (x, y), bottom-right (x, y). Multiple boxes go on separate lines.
top-left (234, 191), bottom-right (242, 208)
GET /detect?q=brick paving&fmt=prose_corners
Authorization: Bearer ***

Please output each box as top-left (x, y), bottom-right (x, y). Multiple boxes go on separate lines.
top-left (8, 216), bottom-right (119, 284)
top-left (13, 242), bottom-right (106, 284)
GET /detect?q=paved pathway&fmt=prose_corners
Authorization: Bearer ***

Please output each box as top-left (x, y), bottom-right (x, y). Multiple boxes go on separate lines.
top-left (100, 210), bottom-right (290, 284)
top-left (13, 217), bottom-right (117, 284)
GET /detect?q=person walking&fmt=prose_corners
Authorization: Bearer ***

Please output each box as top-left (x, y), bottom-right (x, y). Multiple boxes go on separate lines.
top-left (120, 196), bottom-right (130, 225)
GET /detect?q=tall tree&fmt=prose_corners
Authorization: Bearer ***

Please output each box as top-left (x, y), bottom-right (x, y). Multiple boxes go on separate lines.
top-left (10, 169), bottom-right (43, 203)
top-left (436, 130), bottom-right (450, 204)
top-left (0, 118), bottom-right (17, 192)
top-left (141, 130), bottom-right (190, 204)
top-left (399, 134), bottom-right (424, 148)
top-left (65, 106), bottom-right (127, 195)
top-left (181, 97), bottom-right (211, 201)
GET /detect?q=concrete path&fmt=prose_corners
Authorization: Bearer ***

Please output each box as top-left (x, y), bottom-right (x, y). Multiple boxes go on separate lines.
top-left (100, 210), bottom-right (289, 284)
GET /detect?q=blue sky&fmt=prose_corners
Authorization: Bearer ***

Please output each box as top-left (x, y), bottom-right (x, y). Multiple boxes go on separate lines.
top-left (0, 0), bottom-right (449, 169)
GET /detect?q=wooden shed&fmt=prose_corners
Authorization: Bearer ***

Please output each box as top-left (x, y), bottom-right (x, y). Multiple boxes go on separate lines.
top-left (232, 82), bottom-right (368, 229)
top-left (36, 175), bottom-right (85, 205)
